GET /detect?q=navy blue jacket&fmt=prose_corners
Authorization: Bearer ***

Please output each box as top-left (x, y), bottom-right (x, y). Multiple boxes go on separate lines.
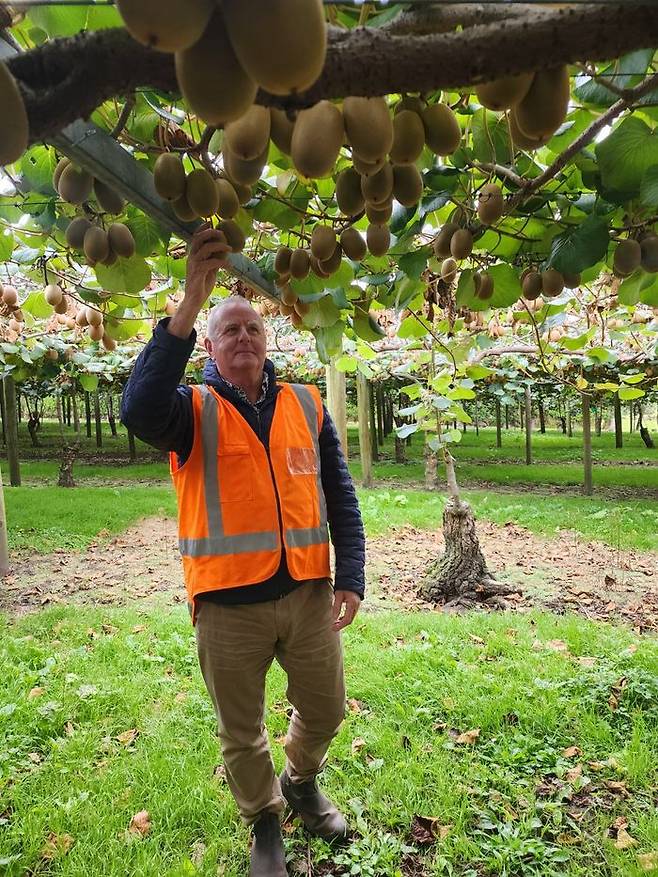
top-left (120, 319), bottom-right (365, 604)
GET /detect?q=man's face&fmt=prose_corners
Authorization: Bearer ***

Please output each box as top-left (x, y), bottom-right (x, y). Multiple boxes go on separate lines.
top-left (205, 300), bottom-right (267, 380)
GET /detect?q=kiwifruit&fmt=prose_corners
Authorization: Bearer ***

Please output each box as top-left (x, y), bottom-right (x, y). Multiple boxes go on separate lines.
top-left (522, 270), bottom-right (543, 300)
top-left (476, 272), bottom-right (494, 300)
top-left (216, 178), bottom-right (240, 219)
top-left (75, 309), bottom-right (88, 328)
top-left (475, 73), bottom-right (534, 111)
top-left (389, 110), bottom-right (425, 165)
top-left (281, 284), bottom-right (298, 307)
top-left (367, 224), bottom-right (390, 257)
top-left (85, 306), bottom-right (103, 327)
top-left (310, 224), bottom-right (337, 262)
top-left (52, 158), bottom-right (70, 192)
top-left (433, 222), bottom-right (459, 259)
top-left (65, 217), bottom-right (92, 250)
top-left (541, 268), bottom-right (564, 297)
top-left (290, 248), bottom-right (311, 279)
top-left (515, 66), bottom-right (570, 140)
top-left (352, 154), bottom-right (386, 177)
top-left (310, 254), bottom-right (331, 278)
top-left (93, 179), bottom-right (125, 215)
top-left (101, 334), bottom-right (117, 352)
top-left (319, 244), bottom-right (343, 276)
top-left (108, 223), bottom-right (136, 259)
top-left (224, 105), bottom-right (271, 161)
top-left (640, 234), bottom-right (658, 272)
top-left (335, 167), bottom-right (365, 216)
top-left (102, 248), bottom-right (118, 267)
top-left (340, 227), bottom-right (367, 262)
top-left (275, 272), bottom-right (290, 288)
top-left (1, 285), bottom-right (17, 307)
top-left (279, 302), bottom-right (295, 316)
top-left (441, 258), bottom-right (458, 283)
top-left (172, 192), bottom-right (198, 222)
top-left (294, 299), bottom-right (310, 317)
top-left (44, 284), bottom-right (64, 307)
top-left (223, 0), bottom-right (326, 96)
top-left (224, 144), bottom-right (268, 186)
top-left (232, 180), bottom-right (252, 205)
top-left (275, 246), bottom-right (293, 275)
top-left (0, 61), bottom-right (29, 166)
top-left (614, 239), bottom-right (642, 277)
top-left (422, 103), bottom-right (461, 155)
top-left (116, 0), bottom-right (214, 52)
top-left (477, 182), bottom-right (504, 225)
top-left (394, 96), bottom-right (426, 116)
top-left (186, 168), bottom-right (220, 218)
top-left (83, 226), bottom-right (110, 264)
top-left (218, 218), bottom-right (245, 253)
top-left (58, 164), bottom-right (93, 205)
top-left (392, 164), bottom-right (423, 207)
top-left (509, 109), bottom-right (552, 151)
top-left (366, 202), bottom-right (393, 224)
top-left (342, 97), bottom-right (394, 164)
top-left (291, 101), bottom-right (344, 179)
top-left (268, 108), bottom-right (295, 156)
top-left (562, 272), bottom-right (581, 288)
top-left (175, 11), bottom-right (257, 125)
top-left (450, 228), bottom-right (473, 260)
top-left (88, 323), bottom-right (104, 342)
top-left (154, 153), bottom-right (186, 202)
top-left (8, 318), bottom-right (22, 334)
top-left (54, 296), bottom-right (69, 315)
top-left (361, 162), bottom-right (394, 207)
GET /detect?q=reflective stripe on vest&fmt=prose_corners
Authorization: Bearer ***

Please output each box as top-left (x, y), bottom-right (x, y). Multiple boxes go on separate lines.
top-left (178, 383), bottom-right (328, 558)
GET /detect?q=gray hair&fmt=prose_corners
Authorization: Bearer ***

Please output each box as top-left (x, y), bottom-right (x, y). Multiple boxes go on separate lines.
top-left (206, 295), bottom-right (259, 341)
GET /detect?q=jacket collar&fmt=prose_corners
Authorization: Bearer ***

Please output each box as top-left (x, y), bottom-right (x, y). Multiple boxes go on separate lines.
top-left (203, 357), bottom-right (279, 408)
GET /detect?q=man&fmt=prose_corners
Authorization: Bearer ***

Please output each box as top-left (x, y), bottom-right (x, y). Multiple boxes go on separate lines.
top-left (121, 226), bottom-right (365, 877)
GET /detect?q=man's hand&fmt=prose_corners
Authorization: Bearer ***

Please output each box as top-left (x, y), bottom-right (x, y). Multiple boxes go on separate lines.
top-left (332, 590), bottom-right (361, 632)
top-left (168, 224), bottom-right (232, 339)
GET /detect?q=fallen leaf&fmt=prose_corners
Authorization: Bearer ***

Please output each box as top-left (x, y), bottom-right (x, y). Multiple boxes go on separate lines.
top-left (410, 815), bottom-right (450, 846)
top-left (562, 746), bottom-right (582, 758)
top-left (565, 764), bottom-right (583, 782)
top-left (191, 840), bottom-right (207, 867)
top-left (116, 729), bottom-right (139, 747)
top-left (578, 656), bottom-right (597, 668)
top-left (468, 634), bottom-right (485, 645)
top-left (128, 810), bottom-right (151, 837)
top-left (455, 728), bottom-right (480, 745)
top-left (638, 851), bottom-right (658, 871)
top-left (609, 677), bottom-right (628, 711)
top-left (615, 827), bottom-right (638, 850)
top-left (132, 625), bottom-right (147, 633)
top-left (347, 698), bottom-right (364, 713)
top-left (28, 687), bottom-right (45, 699)
top-left (213, 765), bottom-right (226, 782)
top-left (546, 639), bottom-right (570, 653)
top-left (41, 833), bottom-right (74, 861)
top-left (351, 737), bottom-right (366, 755)
top-left (604, 575), bottom-right (617, 587)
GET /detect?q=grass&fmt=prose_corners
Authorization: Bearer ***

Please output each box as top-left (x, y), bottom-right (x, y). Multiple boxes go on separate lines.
top-left (1, 605), bottom-right (657, 876)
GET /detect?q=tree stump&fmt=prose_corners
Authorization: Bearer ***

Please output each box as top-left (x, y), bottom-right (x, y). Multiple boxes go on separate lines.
top-left (57, 444), bottom-right (79, 488)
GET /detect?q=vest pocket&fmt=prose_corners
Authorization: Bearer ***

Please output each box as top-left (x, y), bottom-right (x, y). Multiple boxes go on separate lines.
top-left (217, 445), bottom-right (254, 502)
top-left (286, 446), bottom-right (318, 476)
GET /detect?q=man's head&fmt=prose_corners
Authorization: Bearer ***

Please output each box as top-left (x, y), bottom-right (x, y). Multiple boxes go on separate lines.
top-left (204, 296), bottom-right (267, 390)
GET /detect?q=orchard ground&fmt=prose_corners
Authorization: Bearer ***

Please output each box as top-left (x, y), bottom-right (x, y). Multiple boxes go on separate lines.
top-left (1, 421), bottom-right (657, 876)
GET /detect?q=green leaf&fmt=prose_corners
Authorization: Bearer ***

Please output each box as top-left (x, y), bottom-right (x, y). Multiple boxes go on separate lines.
top-left (79, 374), bottom-right (100, 392)
top-left (465, 365), bottom-right (493, 380)
top-left (620, 373), bottom-right (647, 384)
top-left (618, 387), bottom-right (645, 401)
top-left (398, 249), bottom-right (428, 281)
top-left (28, 5), bottom-right (88, 36)
top-left (596, 117), bottom-right (658, 197)
top-left (471, 109), bottom-right (511, 165)
top-left (95, 256), bottom-right (152, 294)
top-left (0, 231), bottom-right (14, 262)
top-left (398, 315), bottom-right (427, 339)
top-left (313, 322), bottom-right (344, 363)
top-left (20, 147), bottom-right (57, 195)
top-left (619, 272), bottom-right (658, 306)
top-left (20, 291), bottom-right (51, 319)
top-left (488, 263), bottom-right (523, 308)
top-left (546, 215), bottom-right (609, 274)
top-left (335, 355), bottom-right (357, 372)
top-left (575, 50), bottom-right (654, 107)
top-left (640, 165), bottom-right (658, 209)
top-left (126, 208), bottom-right (170, 257)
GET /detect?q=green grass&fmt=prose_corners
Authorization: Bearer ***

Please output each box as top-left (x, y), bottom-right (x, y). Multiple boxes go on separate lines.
top-left (2, 460), bottom-right (170, 485)
top-left (1, 605), bottom-right (657, 876)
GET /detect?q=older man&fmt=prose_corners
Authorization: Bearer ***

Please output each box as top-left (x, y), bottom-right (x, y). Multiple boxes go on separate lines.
top-left (121, 226), bottom-right (365, 876)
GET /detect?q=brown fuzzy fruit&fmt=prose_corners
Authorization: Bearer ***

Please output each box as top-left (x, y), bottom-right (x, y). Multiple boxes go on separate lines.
top-left (509, 109), bottom-right (552, 151)
top-left (0, 61), bottom-right (29, 166)
top-left (291, 101), bottom-right (344, 179)
top-left (86, 307), bottom-right (103, 327)
top-left (281, 284), bottom-right (298, 307)
top-left (522, 271), bottom-right (543, 300)
top-left (1, 285), bottom-right (17, 307)
top-left (392, 164), bottom-right (423, 208)
top-left (310, 254), bottom-right (331, 279)
top-left (94, 179), bottom-right (125, 215)
top-left (422, 103), bottom-right (461, 155)
top-left (216, 178), bottom-right (240, 219)
top-left (394, 96), bottom-right (426, 116)
top-left (613, 239), bottom-right (642, 277)
top-left (640, 234), bottom-right (658, 272)
top-left (65, 217), bottom-right (92, 251)
top-left (515, 67), bottom-right (570, 140)
top-left (116, 0), bottom-right (214, 52)
top-left (541, 268), bottom-right (564, 297)
top-left (440, 258), bottom-right (458, 283)
top-left (54, 296), bottom-right (69, 315)
top-left (340, 227), bottom-right (367, 262)
top-left (154, 153), bottom-right (186, 202)
top-left (52, 158), bottom-right (70, 193)
top-left (433, 222), bottom-right (459, 259)
top-left (389, 110), bottom-right (425, 165)
top-left (172, 193), bottom-right (198, 222)
top-left (450, 228), bottom-right (473, 261)
top-left (269, 108), bottom-right (295, 155)
top-left (343, 96), bottom-right (393, 163)
top-left (88, 323), bottom-right (104, 342)
top-left (475, 73), bottom-right (534, 111)
top-left (58, 164), bottom-right (93, 205)
top-left (352, 154), bottom-right (386, 177)
top-left (44, 284), bottom-right (64, 307)
top-left (290, 248), bottom-right (311, 280)
top-left (224, 104), bottom-right (271, 161)
top-left (310, 225), bottom-right (337, 262)
top-left (224, 145), bottom-right (268, 187)
top-left (108, 223), bottom-right (136, 259)
top-left (83, 226), bottom-right (110, 264)
top-left (361, 162), bottom-right (394, 207)
top-left (367, 224), bottom-right (390, 257)
top-left (319, 244), bottom-right (342, 276)
top-left (335, 167), bottom-right (365, 216)
top-left (476, 272), bottom-right (494, 300)
top-left (218, 219), bottom-right (245, 253)
top-left (186, 168), bottom-right (220, 218)
top-left (477, 182), bottom-right (504, 225)
top-left (562, 272), bottom-right (582, 288)
top-left (275, 246), bottom-right (293, 276)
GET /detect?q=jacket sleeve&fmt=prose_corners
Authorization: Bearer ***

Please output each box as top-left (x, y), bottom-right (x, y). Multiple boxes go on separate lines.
top-left (319, 406), bottom-right (366, 599)
top-left (120, 318), bottom-right (195, 460)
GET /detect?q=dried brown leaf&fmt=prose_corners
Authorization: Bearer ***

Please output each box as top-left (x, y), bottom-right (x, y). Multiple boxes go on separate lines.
top-left (128, 810), bottom-right (151, 836)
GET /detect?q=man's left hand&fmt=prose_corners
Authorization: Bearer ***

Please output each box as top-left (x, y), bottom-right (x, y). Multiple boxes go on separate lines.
top-left (332, 590), bottom-right (361, 632)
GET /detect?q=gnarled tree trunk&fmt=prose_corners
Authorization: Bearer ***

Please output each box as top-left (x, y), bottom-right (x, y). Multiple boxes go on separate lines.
top-left (58, 444), bottom-right (78, 487)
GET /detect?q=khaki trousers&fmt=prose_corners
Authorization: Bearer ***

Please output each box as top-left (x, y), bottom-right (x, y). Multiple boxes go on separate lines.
top-left (195, 580), bottom-right (346, 824)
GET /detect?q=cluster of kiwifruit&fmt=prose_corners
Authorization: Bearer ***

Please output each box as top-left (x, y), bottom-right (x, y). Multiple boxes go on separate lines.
top-left (475, 66), bottom-right (570, 150)
top-left (42, 283), bottom-right (116, 348)
top-left (153, 152), bottom-right (246, 251)
top-left (271, 247), bottom-right (311, 327)
top-left (53, 159), bottom-right (137, 268)
top-left (521, 268), bottom-right (581, 301)
top-left (1, 282), bottom-right (24, 335)
top-left (0, 60), bottom-right (29, 166)
top-left (116, 0), bottom-right (326, 127)
top-left (613, 233), bottom-right (658, 278)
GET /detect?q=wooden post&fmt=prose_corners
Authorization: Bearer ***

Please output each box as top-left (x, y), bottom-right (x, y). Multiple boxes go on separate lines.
top-left (369, 383), bottom-right (378, 462)
top-left (524, 385), bottom-right (532, 466)
top-left (614, 394), bottom-right (623, 448)
top-left (474, 400), bottom-right (479, 437)
top-left (538, 398), bottom-right (546, 433)
top-left (93, 391), bottom-right (103, 449)
top-left (595, 406), bottom-right (602, 437)
top-left (107, 394), bottom-right (117, 437)
top-left (325, 360), bottom-right (348, 459)
top-left (629, 402), bottom-right (634, 434)
top-left (504, 404), bottom-right (509, 431)
top-left (375, 386), bottom-right (384, 446)
top-left (72, 392), bottom-right (80, 433)
top-left (0, 467), bottom-right (9, 576)
top-left (582, 392), bottom-right (593, 496)
top-left (0, 378), bottom-right (5, 445)
top-left (495, 398), bottom-right (502, 448)
top-left (3, 377), bottom-right (21, 486)
top-left (128, 430), bottom-right (137, 462)
top-left (85, 391), bottom-right (92, 438)
top-left (567, 405), bottom-right (572, 437)
top-left (16, 391), bottom-right (21, 424)
top-left (356, 373), bottom-right (373, 488)
top-left (519, 400), bottom-right (524, 431)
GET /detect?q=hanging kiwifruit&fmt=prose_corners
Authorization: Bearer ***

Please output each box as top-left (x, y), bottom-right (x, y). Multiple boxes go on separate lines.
top-left (0, 61), bottom-right (29, 166)
top-left (640, 234), bottom-right (658, 272)
top-left (366, 202), bottom-right (393, 225)
top-left (175, 11), bottom-right (258, 125)
top-left (281, 284), bottom-right (298, 307)
top-left (54, 296), bottom-right (69, 315)
top-left (269, 108), bottom-right (295, 155)
top-left (319, 244), bottom-right (343, 276)
top-left (562, 272), bottom-right (581, 288)
top-left (515, 66), bottom-right (570, 140)
top-left (392, 164), bottom-right (423, 208)
top-left (172, 192), bottom-right (198, 222)
top-left (433, 222), bottom-right (459, 259)
top-left (85, 306), bottom-right (103, 327)
top-left (310, 254), bottom-right (331, 278)
top-left (224, 144), bottom-right (268, 186)
top-left (290, 248), bottom-right (311, 280)
top-left (154, 153), bottom-right (186, 202)
top-left (291, 101), bottom-right (344, 179)
top-left (361, 162), bottom-right (394, 207)
top-left (108, 223), bottom-right (136, 259)
top-left (475, 73), bottom-right (534, 111)
top-left (84, 226), bottom-right (110, 265)
top-left (342, 97), bottom-right (394, 164)
top-left (335, 167), bottom-right (365, 216)
top-left (509, 110), bottom-right (552, 151)
top-left (352, 154), bottom-right (387, 177)
top-left (232, 180), bottom-right (253, 205)
top-left (224, 105), bottom-right (271, 161)
top-left (216, 178), bottom-right (240, 218)
top-left (101, 334), bottom-right (117, 352)
top-left (88, 323), bottom-right (105, 342)
top-left (52, 158), bottom-right (70, 193)
top-left (75, 309), bottom-right (88, 328)
top-left (477, 182), bottom-right (504, 225)
top-left (58, 164), bottom-right (94, 205)
top-left (450, 228), bottom-right (473, 261)
top-left (394, 96), bottom-right (426, 116)
top-left (613, 239), bottom-right (642, 277)
top-left (116, 0), bottom-right (214, 52)
top-left (389, 110), bottom-right (425, 165)
top-left (440, 258), bottom-right (458, 284)
top-left (422, 103), bottom-right (461, 155)
top-left (44, 284), bottom-right (64, 307)
top-left (310, 225), bottom-right (337, 262)
top-left (93, 179), bottom-right (125, 215)
top-left (367, 224), bottom-right (390, 257)
top-left (65, 217), bottom-right (93, 250)
top-left (340, 227), bottom-right (367, 262)
top-left (476, 272), bottom-right (494, 300)
top-left (522, 270), bottom-right (543, 300)
top-left (223, 0), bottom-right (326, 96)
top-left (186, 167), bottom-right (220, 217)
top-left (218, 218), bottom-right (245, 252)
top-left (541, 268), bottom-right (564, 297)
top-left (275, 246), bottom-right (293, 276)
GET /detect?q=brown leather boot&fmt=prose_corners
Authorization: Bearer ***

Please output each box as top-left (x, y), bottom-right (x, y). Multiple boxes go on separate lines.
top-left (250, 811), bottom-right (288, 877)
top-left (280, 770), bottom-right (348, 843)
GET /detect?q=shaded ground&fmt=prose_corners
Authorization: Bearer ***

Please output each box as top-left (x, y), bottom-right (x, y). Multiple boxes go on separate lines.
top-left (2, 516), bottom-right (657, 631)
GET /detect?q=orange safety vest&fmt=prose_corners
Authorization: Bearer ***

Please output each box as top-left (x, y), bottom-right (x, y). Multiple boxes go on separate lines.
top-left (170, 382), bottom-right (331, 620)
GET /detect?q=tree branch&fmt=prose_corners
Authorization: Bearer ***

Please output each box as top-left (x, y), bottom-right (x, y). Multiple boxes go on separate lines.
top-left (7, 3), bottom-right (658, 147)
